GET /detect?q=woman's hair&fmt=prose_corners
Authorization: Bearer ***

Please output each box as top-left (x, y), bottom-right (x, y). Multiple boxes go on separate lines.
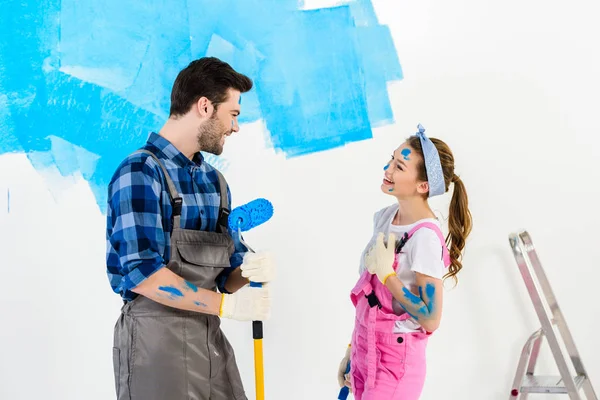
top-left (406, 136), bottom-right (473, 284)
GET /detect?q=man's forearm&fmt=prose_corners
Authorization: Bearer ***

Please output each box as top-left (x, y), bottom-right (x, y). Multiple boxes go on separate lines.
top-left (224, 267), bottom-right (250, 293)
top-left (131, 266), bottom-right (222, 315)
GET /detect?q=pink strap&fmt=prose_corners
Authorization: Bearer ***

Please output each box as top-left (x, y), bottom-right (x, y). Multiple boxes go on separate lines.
top-left (406, 222), bottom-right (451, 268)
top-left (366, 305), bottom-right (377, 389)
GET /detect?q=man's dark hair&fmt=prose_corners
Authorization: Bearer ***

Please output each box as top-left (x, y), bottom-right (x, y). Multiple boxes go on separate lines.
top-left (169, 57), bottom-right (253, 117)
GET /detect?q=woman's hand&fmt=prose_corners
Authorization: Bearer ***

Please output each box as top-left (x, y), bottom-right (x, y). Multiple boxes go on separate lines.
top-left (365, 232), bottom-right (397, 284)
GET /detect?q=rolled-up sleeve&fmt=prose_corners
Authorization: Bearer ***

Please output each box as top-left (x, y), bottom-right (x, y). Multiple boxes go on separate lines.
top-left (106, 157), bottom-right (167, 297)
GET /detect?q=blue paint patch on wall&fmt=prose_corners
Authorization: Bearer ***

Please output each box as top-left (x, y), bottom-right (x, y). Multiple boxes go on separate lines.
top-left (0, 0), bottom-right (402, 210)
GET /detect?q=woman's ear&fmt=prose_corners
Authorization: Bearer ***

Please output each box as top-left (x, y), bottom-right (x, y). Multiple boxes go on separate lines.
top-left (416, 181), bottom-right (430, 195)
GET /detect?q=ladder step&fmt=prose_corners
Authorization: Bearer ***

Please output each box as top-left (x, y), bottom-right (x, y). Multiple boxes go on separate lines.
top-left (520, 375), bottom-right (587, 393)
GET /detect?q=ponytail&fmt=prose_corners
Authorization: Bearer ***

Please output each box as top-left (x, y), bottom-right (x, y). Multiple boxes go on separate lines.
top-left (444, 175), bottom-right (472, 284)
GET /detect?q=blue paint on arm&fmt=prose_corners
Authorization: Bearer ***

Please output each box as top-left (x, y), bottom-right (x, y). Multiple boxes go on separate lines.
top-left (194, 301), bottom-right (207, 308)
top-left (184, 281), bottom-right (198, 292)
top-left (158, 286), bottom-right (184, 298)
top-left (402, 287), bottom-right (422, 305)
top-left (424, 282), bottom-right (436, 314)
top-left (401, 284), bottom-right (436, 319)
top-left (398, 302), bottom-right (419, 321)
top-left (425, 283), bottom-right (435, 298)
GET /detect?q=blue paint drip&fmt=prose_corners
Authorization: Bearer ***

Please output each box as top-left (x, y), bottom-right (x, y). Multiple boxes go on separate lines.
top-left (7, 189), bottom-right (9, 213)
top-left (0, 0), bottom-right (402, 211)
top-left (388, 188), bottom-right (394, 192)
top-left (383, 164), bottom-right (389, 171)
top-left (184, 281), bottom-right (198, 292)
top-left (194, 301), bottom-right (207, 308)
top-left (158, 286), bottom-right (184, 297)
top-left (401, 148), bottom-right (411, 160)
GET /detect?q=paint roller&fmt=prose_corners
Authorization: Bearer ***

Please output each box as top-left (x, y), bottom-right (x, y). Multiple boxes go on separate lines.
top-left (228, 198), bottom-right (274, 400)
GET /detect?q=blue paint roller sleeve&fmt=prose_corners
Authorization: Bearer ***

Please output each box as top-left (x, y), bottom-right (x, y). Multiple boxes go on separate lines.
top-left (228, 198), bottom-right (274, 233)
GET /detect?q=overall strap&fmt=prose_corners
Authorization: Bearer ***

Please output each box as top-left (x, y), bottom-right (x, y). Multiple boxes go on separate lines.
top-left (133, 150), bottom-right (183, 230)
top-left (213, 169), bottom-right (230, 234)
top-left (406, 221), bottom-right (451, 268)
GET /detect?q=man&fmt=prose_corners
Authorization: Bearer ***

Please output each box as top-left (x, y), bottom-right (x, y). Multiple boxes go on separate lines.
top-left (106, 57), bottom-right (275, 400)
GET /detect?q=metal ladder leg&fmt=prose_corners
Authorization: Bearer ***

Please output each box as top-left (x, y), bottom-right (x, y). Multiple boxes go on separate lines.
top-left (508, 230), bottom-right (597, 399)
top-left (509, 329), bottom-right (543, 399)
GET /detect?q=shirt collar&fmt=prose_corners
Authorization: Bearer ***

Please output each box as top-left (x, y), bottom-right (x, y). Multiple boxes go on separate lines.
top-left (146, 132), bottom-right (203, 169)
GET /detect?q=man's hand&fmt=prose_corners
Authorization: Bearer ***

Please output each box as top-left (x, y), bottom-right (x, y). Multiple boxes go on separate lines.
top-left (365, 232), bottom-right (397, 284)
top-left (240, 251), bottom-right (275, 283)
top-left (220, 283), bottom-right (271, 321)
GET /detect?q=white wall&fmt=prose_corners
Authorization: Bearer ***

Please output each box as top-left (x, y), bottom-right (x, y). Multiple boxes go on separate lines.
top-left (2, 0), bottom-right (600, 399)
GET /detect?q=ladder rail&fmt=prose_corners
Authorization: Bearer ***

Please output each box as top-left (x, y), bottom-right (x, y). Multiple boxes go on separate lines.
top-left (519, 231), bottom-right (589, 377)
top-left (509, 233), bottom-right (582, 398)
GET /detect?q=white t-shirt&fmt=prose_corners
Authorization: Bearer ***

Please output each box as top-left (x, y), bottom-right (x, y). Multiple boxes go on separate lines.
top-left (358, 204), bottom-right (446, 333)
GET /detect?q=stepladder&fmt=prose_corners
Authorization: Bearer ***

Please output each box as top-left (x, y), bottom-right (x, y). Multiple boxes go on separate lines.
top-left (508, 230), bottom-right (597, 399)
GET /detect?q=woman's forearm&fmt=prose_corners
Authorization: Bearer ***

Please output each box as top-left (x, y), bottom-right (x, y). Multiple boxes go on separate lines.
top-left (385, 275), bottom-right (440, 332)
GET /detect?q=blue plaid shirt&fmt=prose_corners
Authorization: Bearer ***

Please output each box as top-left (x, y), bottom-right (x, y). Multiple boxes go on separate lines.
top-left (106, 132), bottom-right (246, 301)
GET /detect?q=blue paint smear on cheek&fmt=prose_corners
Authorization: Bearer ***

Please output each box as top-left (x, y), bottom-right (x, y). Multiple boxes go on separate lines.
top-left (0, 0), bottom-right (402, 211)
top-left (158, 286), bottom-right (184, 298)
top-left (184, 281), bottom-right (198, 292)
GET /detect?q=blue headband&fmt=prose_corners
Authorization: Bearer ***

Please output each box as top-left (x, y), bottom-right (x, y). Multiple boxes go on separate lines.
top-left (414, 124), bottom-right (445, 197)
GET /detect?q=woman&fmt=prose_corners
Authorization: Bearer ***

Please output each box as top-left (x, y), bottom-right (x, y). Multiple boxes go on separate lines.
top-left (337, 124), bottom-right (473, 399)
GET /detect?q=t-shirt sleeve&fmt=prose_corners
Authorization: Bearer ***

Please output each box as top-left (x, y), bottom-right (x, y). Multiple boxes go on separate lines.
top-left (408, 228), bottom-right (446, 279)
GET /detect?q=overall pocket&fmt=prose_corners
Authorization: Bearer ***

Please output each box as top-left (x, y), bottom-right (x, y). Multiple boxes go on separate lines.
top-left (112, 347), bottom-right (121, 396)
top-left (175, 233), bottom-right (234, 290)
top-left (377, 333), bottom-right (407, 381)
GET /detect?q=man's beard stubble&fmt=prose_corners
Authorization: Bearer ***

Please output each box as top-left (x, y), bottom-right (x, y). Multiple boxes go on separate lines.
top-left (197, 113), bottom-right (227, 156)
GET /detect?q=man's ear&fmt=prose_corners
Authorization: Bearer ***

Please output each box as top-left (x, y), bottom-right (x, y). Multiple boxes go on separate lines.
top-left (196, 97), bottom-right (214, 118)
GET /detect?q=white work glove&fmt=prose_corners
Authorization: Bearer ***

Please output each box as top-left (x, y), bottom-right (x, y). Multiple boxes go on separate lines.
top-left (219, 283), bottom-right (271, 321)
top-left (240, 251), bottom-right (275, 283)
top-left (337, 345), bottom-right (352, 389)
top-left (365, 232), bottom-right (397, 284)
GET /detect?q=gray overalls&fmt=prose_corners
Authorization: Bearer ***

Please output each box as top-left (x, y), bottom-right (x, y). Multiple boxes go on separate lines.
top-left (112, 150), bottom-right (247, 400)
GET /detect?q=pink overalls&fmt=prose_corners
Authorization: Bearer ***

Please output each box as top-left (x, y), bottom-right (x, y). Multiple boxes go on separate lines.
top-left (350, 222), bottom-right (451, 400)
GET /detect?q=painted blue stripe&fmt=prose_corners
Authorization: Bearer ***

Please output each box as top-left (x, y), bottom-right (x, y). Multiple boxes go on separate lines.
top-left (0, 0), bottom-right (402, 210)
